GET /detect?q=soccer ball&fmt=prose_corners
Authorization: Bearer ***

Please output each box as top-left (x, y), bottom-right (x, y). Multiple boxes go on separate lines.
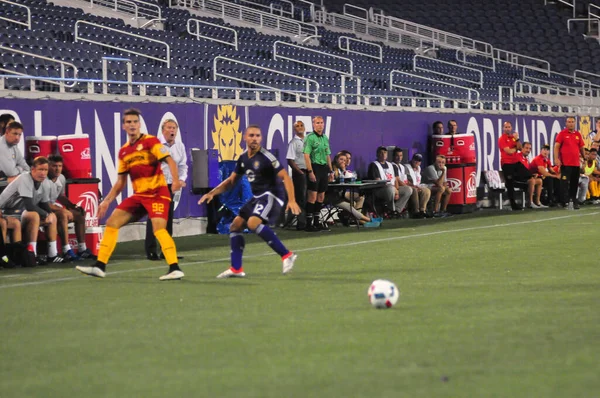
top-left (368, 279), bottom-right (399, 309)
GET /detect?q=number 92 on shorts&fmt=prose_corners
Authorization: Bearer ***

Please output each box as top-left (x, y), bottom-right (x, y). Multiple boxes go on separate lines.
top-left (116, 194), bottom-right (171, 220)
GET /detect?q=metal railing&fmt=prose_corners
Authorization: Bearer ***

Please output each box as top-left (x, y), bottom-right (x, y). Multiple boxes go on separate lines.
top-left (3, 73), bottom-right (600, 115)
top-left (522, 68), bottom-right (592, 93)
top-left (273, 40), bottom-right (354, 75)
top-left (297, 0), bottom-right (316, 22)
top-left (85, 0), bottom-right (161, 20)
top-left (389, 70), bottom-right (480, 107)
top-left (456, 49), bottom-right (496, 71)
top-left (319, 12), bottom-right (425, 49)
top-left (235, 0), bottom-right (294, 19)
top-left (74, 20), bottom-right (171, 67)
top-left (413, 55), bottom-right (483, 88)
top-left (101, 56), bottom-right (132, 95)
top-left (342, 3), bottom-right (368, 20)
top-left (187, 18), bottom-right (238, 50)
top-left (0, 45), bottom-right (78, 92)
top-left (494, 48), bottom-right (551, 75)
top-left (513, 80), bottom-right (595, 105)
top-left (0, 0), bottom-right (32, 29)
top-left (338, 36), bottom-right (382, 62)
top-left (369, 11), bottom-right (494, 57)
top-left (175, 0), bottom-right (317, 37)
top-left (567, 17), bottom-right (600, 38)
top-left (213, 56), bottom-right (320, 102)
top-left (574, 69), bottom-right (600, 86)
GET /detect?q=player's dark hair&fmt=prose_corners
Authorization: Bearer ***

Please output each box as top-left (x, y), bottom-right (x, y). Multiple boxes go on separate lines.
top-left (49, 154), bottom-right (63, 163)
top-left (245, 124), bottom-right (261, 132)
top-left (393, 146), bottom-right (403, 155)
top-left (522, 141), bottom-right (532, 147)
top-left (339, 149), bottom-right (352, 157)
top-left (122, 108), bottom-right (141, 122)
top-left (447, 120), bottom-right (457, 128)
top-left (32, 156), bottom-right (49, 167)
top-left (5, 121), bottom-right (23, 131)
top-left (542, 144), bottom-right (550, 150)
top-left (0, 113), bottom-right (15, 125)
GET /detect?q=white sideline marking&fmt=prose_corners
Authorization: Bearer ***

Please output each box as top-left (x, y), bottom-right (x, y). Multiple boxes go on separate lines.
top-left (0, 211), bottom-right (596, 290)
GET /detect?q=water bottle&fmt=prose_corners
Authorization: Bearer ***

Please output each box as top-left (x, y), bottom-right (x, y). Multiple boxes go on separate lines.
top-left (351, 171), bottom-right (357, 184)
top-left (339, 174), bottom-right (345, 184)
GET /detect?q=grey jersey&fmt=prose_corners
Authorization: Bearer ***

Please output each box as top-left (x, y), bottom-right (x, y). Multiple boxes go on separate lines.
top-left (48, 174), bottom-right (66, 203)
top-left (0, 136), bottom-right (30, 178)
top-left (0, 173), bottom-right (50, 210)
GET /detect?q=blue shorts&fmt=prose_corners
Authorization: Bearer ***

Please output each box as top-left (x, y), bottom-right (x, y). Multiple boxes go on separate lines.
top-left (239, 194), bottom-right (284, 225)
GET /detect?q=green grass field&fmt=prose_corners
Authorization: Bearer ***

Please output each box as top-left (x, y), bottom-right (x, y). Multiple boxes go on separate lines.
top-left (1, 208), bottom-right (599, 397)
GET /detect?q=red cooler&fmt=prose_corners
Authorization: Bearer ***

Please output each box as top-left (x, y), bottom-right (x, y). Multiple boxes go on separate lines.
top-left (432, 133), bottom-right (476, 163)
top-left (58, 134), bottom-right (92, 179)
top-left (25, 136), bottom-right (57, 163)
top-left (446, 165), bottom-right (478, 206)
top-left (65, 178), bottom-right (101, 228)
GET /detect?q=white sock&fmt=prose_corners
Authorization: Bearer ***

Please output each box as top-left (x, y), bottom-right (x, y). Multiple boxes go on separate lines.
top-left (78, 242), bottom-right (87, 252)
top-left (29, 242), bottom-right (37, 255)
top-left (62, 244), bottom-right (72, 253)
top-left (48, 241), bottom-right (58, 258)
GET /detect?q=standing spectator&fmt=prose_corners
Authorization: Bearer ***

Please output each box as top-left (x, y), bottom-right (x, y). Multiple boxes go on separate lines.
top-left (303, 116), bottom-right (333, 232)
top-left (0, 157), bottom-right (63, 264)
top-left (368, 146), bottom-right (412, 216)
top-left (554, 116), bottom-right (586, 209)
top-left (432, 121), bottom-right (444, 135)
top-left (0, 114), bottom-right (15, 136)
top-left (0, 121), bottom-right (30, 182)
top-left (404, 153), bottom-right (431, 218)
top-left (529, 144), bottom-right (560, 206)
top-left (422, 155), bottom-right (452, 217)
top-left (519, 142), bottom-right (544, 209)
top-left (145, 119), bottom-right (187, 261)
top-left (447, 120), bottom-right (458, 135)
top-left (285, 120), bottom-right (307, 230)
top-left (498, 121), bottom-right (524, 210)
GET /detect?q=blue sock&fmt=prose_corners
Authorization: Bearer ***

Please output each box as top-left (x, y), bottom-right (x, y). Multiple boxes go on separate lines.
top-left (230, 232), bottom-right (244, 270)
top-left (255, 224), bottom-right (289, 257)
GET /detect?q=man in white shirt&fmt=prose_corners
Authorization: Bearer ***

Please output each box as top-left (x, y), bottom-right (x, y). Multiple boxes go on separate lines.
top-left (422, 155), bottom-right (451, 217)
top-left (0, 121), bottom-right (30, 183)
top-left (145, 119), bottom-right (188, 260)
top-left (367, 146), bottom-right (412, 215)
top-left (285, 120), bottom-right (307, 229)
top-left (402, 153), bottom-right (432, 218)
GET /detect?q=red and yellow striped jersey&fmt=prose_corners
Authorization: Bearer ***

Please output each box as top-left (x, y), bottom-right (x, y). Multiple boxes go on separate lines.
top-left (118, 134), bottom-right (170, 196)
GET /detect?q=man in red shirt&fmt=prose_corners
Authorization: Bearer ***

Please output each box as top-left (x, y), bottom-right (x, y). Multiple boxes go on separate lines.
top-left (530, 144), bottom-right (561, 206)
top-left (498, 121), bottom-right (524, 210)
top-left (554, 116), bottom-right (586, 209)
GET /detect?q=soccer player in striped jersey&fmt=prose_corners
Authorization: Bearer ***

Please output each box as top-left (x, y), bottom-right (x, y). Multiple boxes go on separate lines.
top-left (199, 125), bottom-right (301, 278)
top-left (76, 108), bottom-right (184, 280)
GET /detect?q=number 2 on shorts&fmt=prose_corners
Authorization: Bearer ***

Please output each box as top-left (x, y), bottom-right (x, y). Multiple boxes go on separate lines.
top-left (253, 203), bottom-right (264, 215)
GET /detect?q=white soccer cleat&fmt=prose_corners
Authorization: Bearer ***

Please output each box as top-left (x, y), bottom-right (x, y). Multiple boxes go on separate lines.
top-left (216, 268), bottom-right (246, 279)
top-left (282, 253), bottom-right (297, 275)
top-left (159, 270), bottom-right (185, 281)
top-left (76, 265), bottom-right (105, 278)
top-left (536, 203), bottom-right (548, 209)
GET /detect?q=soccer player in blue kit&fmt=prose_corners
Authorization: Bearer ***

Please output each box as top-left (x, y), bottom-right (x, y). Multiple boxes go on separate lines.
top-left (199, 125), bottom-right (301, 278)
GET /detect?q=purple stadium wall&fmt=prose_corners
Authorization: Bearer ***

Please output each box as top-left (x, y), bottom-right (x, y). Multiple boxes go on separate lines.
top-left (0, 99), bottom-right (595, 221)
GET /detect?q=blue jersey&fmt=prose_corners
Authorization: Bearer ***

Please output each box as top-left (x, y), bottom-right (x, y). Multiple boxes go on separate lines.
top-left (235, 147), bottom-right (284, 199)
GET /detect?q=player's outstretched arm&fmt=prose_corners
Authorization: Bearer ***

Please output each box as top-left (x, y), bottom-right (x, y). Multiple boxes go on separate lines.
top-left (278, 169), bottom-right (300, 215)
top-left (98, 174), bottom-right (128, 218)
top-left (198, 173), bottom-right (241, 205)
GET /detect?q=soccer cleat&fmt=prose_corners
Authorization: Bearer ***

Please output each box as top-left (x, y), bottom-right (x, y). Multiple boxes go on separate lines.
top-left (216, 267), bottom-right (246, 279)
top-left (282, 253), bottom-right (298, 275)
top-left (62, 249), bottom-right (80, 262)
top-left (535, 202), bottom-right (548, 209)
top-left (76, 265), bottom-right (106, 278)
top-left (35, 255), bottom-right (47, 266)
top-left (363, 220), bottom-right (381, 228)
top-left (529, 202), bottom-right (540, 209)
top-left (159, 270), bottom-right (185, 281)
top-left (48, 255), bottom-right (65, 263)
top-left (78, 248), bottom-right (95, 259)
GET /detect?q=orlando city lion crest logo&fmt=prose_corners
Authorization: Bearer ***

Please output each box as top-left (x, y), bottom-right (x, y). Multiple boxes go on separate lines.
top-left (211, 105), bottom-right (244, 161)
